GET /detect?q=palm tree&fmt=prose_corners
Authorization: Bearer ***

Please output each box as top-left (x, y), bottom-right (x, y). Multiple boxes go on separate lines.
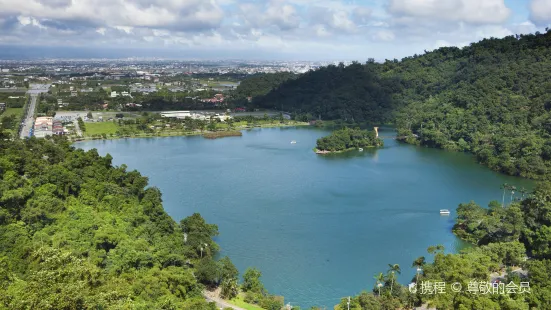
top-left (500, 183), bottom-right (509, 207)
top-left (374, 272), bottom-right (385, 296)
top-left (387, 264), bottom-right (401, 294)
top-left (509, 185), bottom-right (517, 205)
top-left (412, 256), bottom-right (426, 283)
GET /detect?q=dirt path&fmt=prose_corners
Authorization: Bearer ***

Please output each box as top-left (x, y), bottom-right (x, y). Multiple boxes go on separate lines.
top-left (203, 289), bottom-right (246, 310)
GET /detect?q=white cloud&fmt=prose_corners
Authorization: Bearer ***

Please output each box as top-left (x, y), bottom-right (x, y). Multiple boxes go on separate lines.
top-left (511, 21), bottom-right (538, 35)
top-left (17, 15), bottom-right (46, 29)
top-left (372, 29), bottom-right (395, 41)
top-left (114, 26), bottom-right (133, 34)
top-left (474, 25), bottom-right (513, 39)
top-left (388, 0), bottom-right (511, 24)
top-left (239, 1), bottom-right (301, 31)
top-left (0, 0), bottom-right (225, 31)
top-left (530, 0), bottom-right (551, 26)
top-left (352, 7), bottom-right (372, 24)
top-left (308, 6), bottom-right (359, 34)
top-left (434, 40), bottom-right (452, 49)
top-left (0, 0), bottom-right (545, 61)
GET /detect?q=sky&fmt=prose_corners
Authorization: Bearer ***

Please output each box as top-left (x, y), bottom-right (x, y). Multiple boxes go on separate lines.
top-left (0, 0), bottom-right (550, 60)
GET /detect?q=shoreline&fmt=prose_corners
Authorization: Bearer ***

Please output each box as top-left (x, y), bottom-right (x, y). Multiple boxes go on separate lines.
top-left (71, 122), bottom-right (309, 143)
top-left (313, 146), bottom-right (376, 154)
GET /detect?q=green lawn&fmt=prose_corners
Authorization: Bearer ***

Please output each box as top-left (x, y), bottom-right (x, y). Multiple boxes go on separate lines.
top-left (2, 108), bottom-right (23, 119)
top-left (228, 295), bottom-right (265, 310)
top-left (84, 121), bottom-right (119, 136)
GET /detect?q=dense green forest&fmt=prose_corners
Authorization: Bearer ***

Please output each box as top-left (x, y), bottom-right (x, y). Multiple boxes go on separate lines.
top-left (392, 31), bottom-right (551, 179)
top-left (315, 127), bottom-right (383, 152)
top-left (230, 72), bottom-right (297, 107)
top-left (248, 63), bottom-right (396, 124)
top-left (248, 30), bottom-right (551, 179)
top-left (0, 133), bottom-right (284, 309)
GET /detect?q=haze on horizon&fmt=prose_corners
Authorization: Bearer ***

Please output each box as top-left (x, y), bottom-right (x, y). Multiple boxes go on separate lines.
top-left (0, 0), bottom-right (550, 61)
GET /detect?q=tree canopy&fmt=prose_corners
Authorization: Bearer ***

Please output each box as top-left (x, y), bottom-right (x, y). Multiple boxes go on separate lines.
top-left (0, 135), bottom-right (232, 309)
top-left (253, 30), bottom-right (551, 179)
top-left (316, 127), bottom-right (383, 152)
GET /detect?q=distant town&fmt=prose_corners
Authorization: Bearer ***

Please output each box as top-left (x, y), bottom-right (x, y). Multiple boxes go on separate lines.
top-left (0, 59), bottom-right (355, 76)
top-left (0, 59), bottom-right (320, 141)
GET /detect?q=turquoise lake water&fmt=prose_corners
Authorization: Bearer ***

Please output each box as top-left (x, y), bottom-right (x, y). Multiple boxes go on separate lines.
top-left (77, 127), bottom-right (533, 308)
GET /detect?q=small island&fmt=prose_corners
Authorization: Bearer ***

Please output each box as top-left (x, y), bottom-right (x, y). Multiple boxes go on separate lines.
top-left (314, 127), bottom-right (383, 154)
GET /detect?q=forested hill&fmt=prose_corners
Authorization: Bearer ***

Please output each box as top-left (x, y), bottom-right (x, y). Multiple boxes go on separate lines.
top-left (0, 134), bottom-right (230, 309)
top-left (393, 30), bottom-right (551, 179)
top-left (252, 30), bottom-right (551, 179)
top-left (231, 72), bottom-right (297, 106)
top-left (250, 62), bottom-right (397, 124)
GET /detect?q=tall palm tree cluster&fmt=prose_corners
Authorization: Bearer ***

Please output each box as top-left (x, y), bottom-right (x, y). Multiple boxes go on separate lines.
top-left (373, 264), bottom-right (402, 296)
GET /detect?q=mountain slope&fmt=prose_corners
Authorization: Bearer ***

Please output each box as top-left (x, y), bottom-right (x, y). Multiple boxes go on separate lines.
top-left (253, 30), bottom-right (551, 178)
top-left (252, 62), bottom-right (397, 124)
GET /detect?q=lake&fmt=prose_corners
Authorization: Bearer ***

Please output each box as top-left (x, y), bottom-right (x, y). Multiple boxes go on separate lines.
top-left (76, 127), bottom-right (533, 308)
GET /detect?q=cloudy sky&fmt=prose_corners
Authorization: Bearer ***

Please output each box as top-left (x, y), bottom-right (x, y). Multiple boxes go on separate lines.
top-left (0, 0), bottom-right (550, 60)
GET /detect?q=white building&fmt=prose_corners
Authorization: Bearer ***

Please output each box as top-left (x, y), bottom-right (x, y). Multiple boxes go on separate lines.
top-left (111, 91), bottom-right (117, 98)
top-left (160, 111), bottom-right (232, 122)
top-left (33, 116), bottom-right (53, 138)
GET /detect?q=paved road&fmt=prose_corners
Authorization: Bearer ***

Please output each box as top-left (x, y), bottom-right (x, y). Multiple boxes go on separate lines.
top-left (19, 94), bottom-right (37, 139)
top-left (19, 84), bottom-right (51, 139)
top-left (73, 119), bottom-right (83, 138)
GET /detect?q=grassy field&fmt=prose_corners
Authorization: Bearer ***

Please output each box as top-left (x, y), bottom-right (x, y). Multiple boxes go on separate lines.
top-left (228, 295), bottom-right (264, 310)
top-left (2, 107), bottom-right (23, 119)
top-left (84, 122), bottom-right (119, 136)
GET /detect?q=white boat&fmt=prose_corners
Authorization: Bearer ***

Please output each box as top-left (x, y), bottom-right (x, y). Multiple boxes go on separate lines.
top-left (358, 148), bottom-right (364, 152)
top-left (440, 209), bottom-right (450, 215)
top-left (291, 140), bottom-right (297, 144)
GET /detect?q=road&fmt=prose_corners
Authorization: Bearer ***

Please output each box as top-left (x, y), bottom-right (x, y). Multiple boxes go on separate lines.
top-left (19, 94), bottom-right (38, 139)
top-left (19, 84), bottom-right (51, 139)
top-left (73, 119), bottom-right (83, 138)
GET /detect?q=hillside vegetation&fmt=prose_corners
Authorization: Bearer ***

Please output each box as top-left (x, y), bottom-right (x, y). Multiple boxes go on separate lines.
top-left (0, 134), bottom-right (284, 309)
top-left (231, 72), bottom-right (298, 106)
top-left (250, 63), bottom-right (396, 124)
top-left (341, 181), bottom-right (551, 310)
top-left (250, 30), bottom-right (551, 179)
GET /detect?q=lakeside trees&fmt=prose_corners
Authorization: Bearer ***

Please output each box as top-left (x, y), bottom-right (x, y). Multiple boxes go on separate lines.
top-left (0, 134), bottom-right (266, 309)
top-left (250, 30), bottom-right (551, 179)
top-left (342, 181), bottom-right (551, 310)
